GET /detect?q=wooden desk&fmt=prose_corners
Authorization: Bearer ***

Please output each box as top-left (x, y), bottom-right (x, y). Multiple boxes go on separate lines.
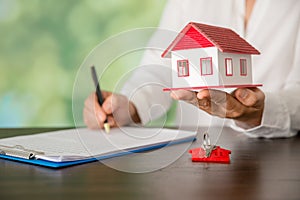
top-left (0, 127), bottom-right (299, 200)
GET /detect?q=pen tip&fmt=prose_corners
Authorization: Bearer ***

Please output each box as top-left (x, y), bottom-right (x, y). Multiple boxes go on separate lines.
top-left (104, 123), bottom-right (110, 133)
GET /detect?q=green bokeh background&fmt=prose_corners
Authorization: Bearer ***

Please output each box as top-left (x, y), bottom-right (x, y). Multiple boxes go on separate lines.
top-left (0, 0), bottom-right (168, 127)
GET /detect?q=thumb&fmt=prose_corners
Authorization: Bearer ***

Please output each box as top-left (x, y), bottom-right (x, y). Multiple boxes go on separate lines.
top-left (234, 88), bottom-right (258, 107)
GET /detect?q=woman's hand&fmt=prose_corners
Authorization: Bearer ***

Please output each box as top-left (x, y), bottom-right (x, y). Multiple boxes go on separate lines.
top-left (170, 88), bottom-right (265, 129)
top-left (83, 91), bottom-right (141, 129)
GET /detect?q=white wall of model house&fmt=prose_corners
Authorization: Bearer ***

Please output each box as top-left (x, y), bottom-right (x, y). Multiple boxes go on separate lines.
top-left (171, 47), bottom-right (219, 88)
top-left (171, 47), bottom-right (253, 88)
top-left (218, 51), bottom-right (252, 85)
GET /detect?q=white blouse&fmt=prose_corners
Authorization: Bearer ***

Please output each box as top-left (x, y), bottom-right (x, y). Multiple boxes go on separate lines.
top-left (121, 0), bottom-right (300, 138)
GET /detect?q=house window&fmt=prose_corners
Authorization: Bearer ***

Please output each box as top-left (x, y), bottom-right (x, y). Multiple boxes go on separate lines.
top-left (240, 59), bottom-right (247, 76)
top-left (177, 60), bottom-right (189, 77)
top-left (225, 58), bottom-right (233, 76)
top-left (200, 57), bottom-right (213, 76)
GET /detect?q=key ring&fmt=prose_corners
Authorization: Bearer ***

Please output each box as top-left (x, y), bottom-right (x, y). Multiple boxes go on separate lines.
top-left (202, 132), bottom-right (211, 150)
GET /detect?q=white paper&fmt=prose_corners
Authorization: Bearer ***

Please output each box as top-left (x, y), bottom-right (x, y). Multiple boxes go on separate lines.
top-left (0, 127), bottom-right (196, 162)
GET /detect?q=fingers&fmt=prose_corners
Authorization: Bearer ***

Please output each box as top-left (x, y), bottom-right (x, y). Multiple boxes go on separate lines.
top-left (103, 94), bottom-right (136, 126)
top-left (101, 94), bottom-right (122, 127)
top-left (101, 91), bottom-right (112, 99)
top-left (233, 88), bottom-right (265, 108)
top-left (197, 89), bottom-right (228, 104)
top-left (102, 95), bottom-right (113, 115)
top-left (197, 89), bottom-right (246, 119)
top-left (171, 89), bottom-right (240, 118)
top-left (83, 107), bottom-right (101, 129)
top-left (83, 92), bottom-right (111, 129)
top-left (170, 88), bottom-right (265, 128)
top-left (102, 93), bottom-right (123, 114)
top-left (197, 89), bottom-right (210, 99)
top-left (107, 116), bottom-right (117, 127)
top-left (170, 90), bottom-right (198, 107)
top-left (97, 93), bottom-right (133, 127)
top-left (84, 93), bottom-right (106, 119)
top-left (83, 91), bottom-right (138, 129)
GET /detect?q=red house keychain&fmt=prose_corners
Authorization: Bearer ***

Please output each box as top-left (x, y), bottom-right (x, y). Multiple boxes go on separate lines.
top-left (189, 132), bottom-right (231, 164)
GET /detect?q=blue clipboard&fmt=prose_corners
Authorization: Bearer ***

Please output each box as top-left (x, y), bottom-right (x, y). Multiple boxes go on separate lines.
top-left (0, 137), bottom-right (196, 168)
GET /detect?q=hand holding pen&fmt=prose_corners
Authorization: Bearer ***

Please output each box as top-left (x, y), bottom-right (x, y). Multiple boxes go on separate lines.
top-left (83, 66), bottom-right (141, 131)
top-left (90, 66), bottom-right (110, 133)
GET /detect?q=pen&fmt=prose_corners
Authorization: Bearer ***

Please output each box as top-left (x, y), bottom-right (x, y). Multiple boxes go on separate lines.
top-left (91, 66), bottom-right (110, 133)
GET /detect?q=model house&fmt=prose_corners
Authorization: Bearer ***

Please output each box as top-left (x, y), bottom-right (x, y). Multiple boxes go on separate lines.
top-left (162, 22), bottom-right (261, 91)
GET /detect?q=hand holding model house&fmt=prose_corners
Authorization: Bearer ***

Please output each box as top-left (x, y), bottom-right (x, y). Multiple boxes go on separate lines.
top-left (163, 22), bottom-right (264, 129)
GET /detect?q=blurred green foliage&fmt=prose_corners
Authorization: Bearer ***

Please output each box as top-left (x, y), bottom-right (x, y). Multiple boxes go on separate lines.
top-left (0, 0), bottom-right (166, 127)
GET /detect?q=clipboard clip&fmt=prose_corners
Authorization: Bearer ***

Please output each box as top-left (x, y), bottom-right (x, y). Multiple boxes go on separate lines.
top-left (0, 144), bottom-right (45, 160)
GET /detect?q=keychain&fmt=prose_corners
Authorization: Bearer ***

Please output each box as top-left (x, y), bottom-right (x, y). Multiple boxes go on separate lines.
top-left (189, 132), bottom-right (231, 163)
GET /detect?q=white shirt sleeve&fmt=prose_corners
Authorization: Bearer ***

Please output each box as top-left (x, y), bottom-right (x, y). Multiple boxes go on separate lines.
top-left (119, 50), bottom-right (173, 125)
top-left (231, 22), bottom-right (300, 138)
top-left (120, 0), bottom-right (184, 125)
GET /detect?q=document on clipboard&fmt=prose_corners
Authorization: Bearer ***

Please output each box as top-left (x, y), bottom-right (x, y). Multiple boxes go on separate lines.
top-left (0, 127), bottom-right (196, 168)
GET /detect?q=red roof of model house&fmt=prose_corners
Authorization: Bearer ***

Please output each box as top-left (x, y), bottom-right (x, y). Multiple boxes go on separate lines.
top-left (161, 22), bottom-right (260, 58)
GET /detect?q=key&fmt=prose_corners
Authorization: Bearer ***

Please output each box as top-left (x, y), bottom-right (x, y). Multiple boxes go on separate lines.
top-left (202, 132), bottom-right (216, 158)
top-left (204, 145), bottom-right (216, 158)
